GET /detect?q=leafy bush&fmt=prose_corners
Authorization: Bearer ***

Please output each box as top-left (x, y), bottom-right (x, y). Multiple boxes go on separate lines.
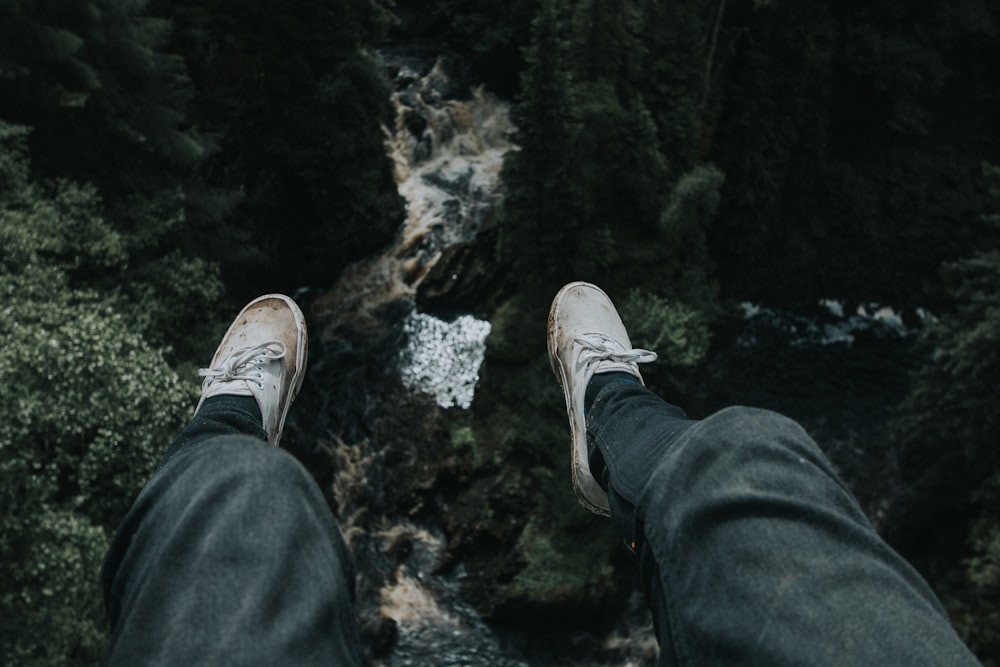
top-left (0, 120), bottom-right (194, 665)
top-left (619, 289), bottom-right (711, 371)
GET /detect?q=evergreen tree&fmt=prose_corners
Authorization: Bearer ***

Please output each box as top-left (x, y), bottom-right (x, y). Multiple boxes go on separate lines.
top-left (708, 0), bottom-right (1000, 306)
top-left (636, 0), bottom-right (713, 171)
top-left (499, 0), bottom-right (584, 279)
top-left (569, 0), bottom-right (642, 84)
top-left (562, 0), bottom-right (669, 272)
top-left (0, 0), bottom-right (230, 360)
top-left (428, 0), bottom-right (537, 95)
top-left (888, 163), bottom-right (1000, 657)
top-left (0, 0), bottom-right (210, 188)
top-left (169, 0), bottom-right (404, 295)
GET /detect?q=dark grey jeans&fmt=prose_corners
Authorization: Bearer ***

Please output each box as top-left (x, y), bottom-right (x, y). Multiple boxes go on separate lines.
top-left (103, 387), bottom-right (980, 665)
top-left (589, 381), bottom-right (980, 665)
top-left (101, 396), bottom-right (362, 666)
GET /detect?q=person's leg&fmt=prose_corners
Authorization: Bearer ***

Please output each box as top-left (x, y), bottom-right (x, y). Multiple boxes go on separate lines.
top-left (101, 295), bottom-right (362, 666)
top-left (589, 383), bottom-right (978, 665)
top-left (548, 282), bottom-right (979, 666)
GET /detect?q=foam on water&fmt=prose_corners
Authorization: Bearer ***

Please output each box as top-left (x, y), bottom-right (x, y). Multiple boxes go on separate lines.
top-left (398, 311), bottom-right (491, 409)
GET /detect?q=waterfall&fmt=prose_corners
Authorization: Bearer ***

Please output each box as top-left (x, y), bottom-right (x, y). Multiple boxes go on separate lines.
top-left (313, 55), bottom-right (512, 329)
top-left (304, 49), bottom-right (665, 667)
top-left (304, 50), bottom-right (535, 667)
top-left (311, 52), bottom-right (510, 410)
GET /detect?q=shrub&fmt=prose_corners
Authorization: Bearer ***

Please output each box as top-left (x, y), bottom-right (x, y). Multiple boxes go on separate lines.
top-left (0, 120), bottom-right (193, 665)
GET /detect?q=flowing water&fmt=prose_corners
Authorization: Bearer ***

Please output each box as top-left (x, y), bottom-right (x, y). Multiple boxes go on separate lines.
top-left (306, 50), bottom-right (552, 667)
top-left (300, 48), bottom-right (924, 666)
top-left (312, 52), bottom-right (512, 337)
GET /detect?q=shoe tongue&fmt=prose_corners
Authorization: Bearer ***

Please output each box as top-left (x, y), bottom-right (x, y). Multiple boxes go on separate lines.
top-left (201, 380), bottom-right (254, 401)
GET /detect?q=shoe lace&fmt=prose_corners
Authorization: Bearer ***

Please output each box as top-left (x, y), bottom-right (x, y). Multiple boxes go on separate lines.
top-left (574, 333), bottom-right (657, 372)
top-left (199, 342), bottom-right (286, 390)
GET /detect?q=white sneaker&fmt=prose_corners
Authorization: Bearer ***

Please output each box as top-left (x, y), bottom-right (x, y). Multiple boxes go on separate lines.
top-left (195, 294), bottom-right (308, 445)
top-left (547, 282), bottom-right (657, 515)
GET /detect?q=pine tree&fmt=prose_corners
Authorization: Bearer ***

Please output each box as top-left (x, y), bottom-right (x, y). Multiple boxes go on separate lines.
top-left (168, 0), bottom-right (404, 293)
top-left (888, 163), bottom-right (1000, 656)
top-left (0, 0), bottom-right (210, 187)
top-left (564, 0), bottom-right (668, 267)
top-left (0, 0), bottom-right (230, 361)
top-left (636, 0), bottom-right (711, 170)
top-left (499, 0), bottom-right (585, 278)
top-left (569, 0), bottom-right (642, 84)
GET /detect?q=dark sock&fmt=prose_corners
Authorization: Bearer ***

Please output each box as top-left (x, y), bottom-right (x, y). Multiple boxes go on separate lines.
top-left (584, 371), bottom-right (639, 413)
top-left (198, 394), bottom-right (263, 432)
top-left (159, 394), bottom-right (266, 471)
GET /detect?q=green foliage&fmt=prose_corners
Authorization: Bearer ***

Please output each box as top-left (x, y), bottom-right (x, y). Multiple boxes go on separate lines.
top-left (0, 0), bottom-right (210, 182)
top-left (428, 0), bottom-right (537, 94)
top-left (618, 288), bottom-right (713, 398)
top-left (661, 164), bottom-right (725, 240)
top-left (0, 507), bottom-right (108, 666)
top-left (0, 120), bottom-right (194, 665)
top-left (0, 121), bottom-right (224, 361)
top-left (170, 0), bottom-right (404, 295)
top-left (500, 0), bottom-right (699, 285)
top-left (635, 0), bottom-right (710, 171)
top-left (569, 0), bottom-right (643, 83)
top-left (0, 0), bottom-right (227, 354)
top-left (0, 127), bottom-right (121, 277)
top-left (709, 0), bottom-right (1000, 305)
top-left (472, 345), bottom-right (617, 610)
top-left (953, 472), bottom-right (1000, 655)
top-left (505, 508), bottom-right (616, 603)
top-left (967, 517), bottom-right (1000, 592)
top-left (488, 0), bottom-right (727, 612)
top-left (890, 251), bottom-right (1000, 540)
top-left (657, 164), bottom-right (724, 298)
top-left (499, 0), bottom-right (584, 278)
top-left (0, 287), bottom-right (190, 665)
top-left (888, 164), bottom-right (1000, 658)
top-left (486, 292), bottom-right (544, 365)
top-left (619, 290), bottom-right (711, 371)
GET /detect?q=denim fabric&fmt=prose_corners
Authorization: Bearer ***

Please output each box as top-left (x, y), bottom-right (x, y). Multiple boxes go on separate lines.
top-left (101, 397), bottom-right (362, 666)
top-left (587, 382), bottom-right (979, 666)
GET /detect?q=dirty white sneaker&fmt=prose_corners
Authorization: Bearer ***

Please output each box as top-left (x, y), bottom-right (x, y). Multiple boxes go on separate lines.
top-left (547, 282), bottom-right (657, 515)
top-left (195, 294), bottom-right (308, 445)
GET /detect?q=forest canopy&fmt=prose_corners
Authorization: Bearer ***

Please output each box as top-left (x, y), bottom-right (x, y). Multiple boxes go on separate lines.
top-left (1, 0), bottom-right (998, 663)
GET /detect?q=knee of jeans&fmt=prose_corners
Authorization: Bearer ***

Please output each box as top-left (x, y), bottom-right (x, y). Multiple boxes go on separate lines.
top-left (699, 406), bottom-right (821, 458)
top-left (640, 406), bottom-right (825, 491)
top-left (665, 406), bottom-right (843, 502)
top-left (167, 434), bottom-right (316, 498)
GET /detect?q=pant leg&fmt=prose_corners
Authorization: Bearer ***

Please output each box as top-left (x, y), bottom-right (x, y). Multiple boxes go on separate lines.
top-left (587, 382), bottom-right (979, 666)
top-left (101, 398), bottom-right (362, 666)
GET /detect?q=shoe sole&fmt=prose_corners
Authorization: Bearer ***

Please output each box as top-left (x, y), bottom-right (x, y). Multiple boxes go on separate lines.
top-left (547, 281), bottom-right (612, 516)
top-left (261, 294), bottom-right (308, 445)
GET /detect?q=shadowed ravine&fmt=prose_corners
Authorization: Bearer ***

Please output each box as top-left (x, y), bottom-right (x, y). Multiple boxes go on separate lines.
top-left (285, 50), bottom-right (926, 667)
